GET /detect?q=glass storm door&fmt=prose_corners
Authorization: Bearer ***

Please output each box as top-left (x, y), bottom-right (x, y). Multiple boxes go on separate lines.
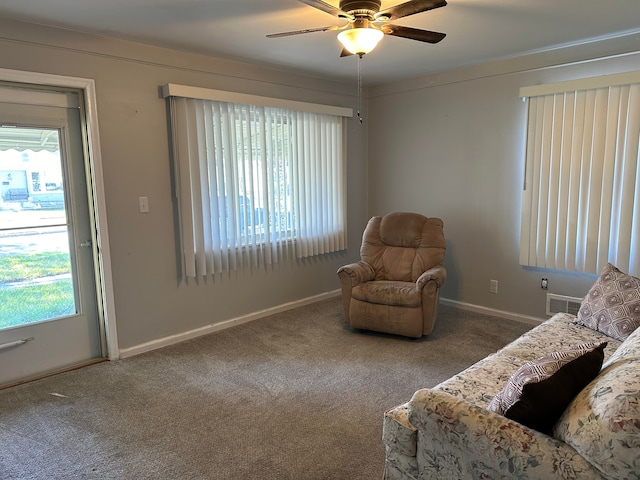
top-left (0, 88), bottom-right (102, 387)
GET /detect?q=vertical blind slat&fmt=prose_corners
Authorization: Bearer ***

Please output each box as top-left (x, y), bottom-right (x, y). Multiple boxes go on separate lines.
top-left (169, 96), bottom-right (346, 277)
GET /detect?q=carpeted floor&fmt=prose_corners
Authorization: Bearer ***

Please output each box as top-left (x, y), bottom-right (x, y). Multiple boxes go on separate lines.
top-left (0, 297), bottom-right (534, 480)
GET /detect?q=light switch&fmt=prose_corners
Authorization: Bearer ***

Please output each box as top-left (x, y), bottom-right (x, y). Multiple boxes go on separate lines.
top-left (139, 196), bottom-right (149, 213)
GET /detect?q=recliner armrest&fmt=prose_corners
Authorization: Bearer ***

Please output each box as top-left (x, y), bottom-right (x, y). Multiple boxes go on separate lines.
top-left (416, 265), bottom-right (447, 290)
top-left (337, 261), bottom-right (376, 286)
top-left (337, 261), bottom-right (376, 326)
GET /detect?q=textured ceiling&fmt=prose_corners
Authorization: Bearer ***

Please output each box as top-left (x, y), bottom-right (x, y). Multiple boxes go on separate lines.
top-left (0, 0), bottom-right (639, 85)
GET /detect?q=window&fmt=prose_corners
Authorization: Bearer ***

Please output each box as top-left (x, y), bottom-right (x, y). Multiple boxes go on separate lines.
top-left (164, 84), bottom-right (351, 277)
top-left (519, 71), bottom-right (640, 276)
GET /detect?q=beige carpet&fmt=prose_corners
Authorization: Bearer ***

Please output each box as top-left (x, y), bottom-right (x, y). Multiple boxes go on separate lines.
top-left (0, 297), bottom-right (533, 479)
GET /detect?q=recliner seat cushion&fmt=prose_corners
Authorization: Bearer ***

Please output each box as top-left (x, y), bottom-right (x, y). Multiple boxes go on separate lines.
top-left (352, 280), bottom-right (422, 308)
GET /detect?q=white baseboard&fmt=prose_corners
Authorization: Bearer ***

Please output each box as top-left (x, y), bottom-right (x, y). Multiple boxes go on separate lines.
top-left (440, 297), bottom-right (545, 326)
top-left (118, 292), bottom-right (542, 359)
top-left (118, 289), bottom-right (341, 359)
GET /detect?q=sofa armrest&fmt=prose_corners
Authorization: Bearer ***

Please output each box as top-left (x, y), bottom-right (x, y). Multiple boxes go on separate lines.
top-left (383, 404), bottom-right (419, 480)
top-left (415, 265), bottom-right (446, 290)
top-left (407, 388), bottom-right (606, 480)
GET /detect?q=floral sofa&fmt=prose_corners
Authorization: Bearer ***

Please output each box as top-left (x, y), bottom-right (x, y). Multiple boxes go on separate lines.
top-left (383, 271), bottom-right (640, 480)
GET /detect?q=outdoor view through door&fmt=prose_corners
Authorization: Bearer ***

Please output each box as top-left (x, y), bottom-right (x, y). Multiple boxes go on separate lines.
top-left (0, 126), bottom-right (76, 328)
top-left (0, 87), bottom-right (103, 387)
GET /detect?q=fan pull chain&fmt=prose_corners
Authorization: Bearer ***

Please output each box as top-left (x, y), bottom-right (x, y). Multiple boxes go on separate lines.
top-left (357, 53), bottom-right (363, 124)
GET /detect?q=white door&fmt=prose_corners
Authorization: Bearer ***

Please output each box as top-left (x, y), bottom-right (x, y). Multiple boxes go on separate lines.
top-left (0, 87), bottom-right (103, 387)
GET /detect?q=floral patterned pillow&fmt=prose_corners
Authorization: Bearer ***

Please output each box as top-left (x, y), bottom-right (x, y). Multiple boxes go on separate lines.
top-left (554, 357), bottom-right (640, 479)
top-left (487, 343), bottom-right (606, 433)
top-left (576, 263), bottom-right (640, 341)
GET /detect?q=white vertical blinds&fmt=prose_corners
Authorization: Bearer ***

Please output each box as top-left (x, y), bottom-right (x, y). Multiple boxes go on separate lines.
top-left (520, 75), bottom-right (640, 276)
top-left (169, 95), bottom-right (347, 278)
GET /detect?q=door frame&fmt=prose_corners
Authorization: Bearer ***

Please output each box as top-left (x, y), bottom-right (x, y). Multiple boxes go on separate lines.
top-left (0, 67), bottom-right (119, 359)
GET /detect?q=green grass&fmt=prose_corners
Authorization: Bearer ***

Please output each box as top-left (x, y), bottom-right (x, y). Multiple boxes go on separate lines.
top-left (0, 279), bottom-right (76, 329)
top-left (0, 252), bottom-right (71, 282)
top-left (0, 252), bottom-right (75, 329)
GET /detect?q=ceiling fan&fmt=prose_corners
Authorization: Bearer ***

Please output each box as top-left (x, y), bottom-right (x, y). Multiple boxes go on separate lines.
top-left (267, 0), bottom-right (447, 57)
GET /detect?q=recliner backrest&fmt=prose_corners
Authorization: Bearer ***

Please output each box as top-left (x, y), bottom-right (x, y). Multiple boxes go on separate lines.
top-left (360, 212), bottom-right (446, 282)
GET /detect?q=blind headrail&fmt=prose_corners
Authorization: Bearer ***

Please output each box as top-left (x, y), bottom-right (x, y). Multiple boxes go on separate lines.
top-left (162, 83), bottom-right (353, 118)
top-left (520, 70), bottom-right (640, 98)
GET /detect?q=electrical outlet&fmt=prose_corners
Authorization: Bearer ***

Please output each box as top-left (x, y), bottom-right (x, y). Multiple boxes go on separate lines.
top-left (490, 279), bottom-right (498, 294)
top-left (541, 277), bottom-right (549, 289)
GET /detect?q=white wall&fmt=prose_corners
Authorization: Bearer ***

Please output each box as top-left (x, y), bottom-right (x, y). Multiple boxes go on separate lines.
top-left (368, 33), bottom-right (640, 318)
top-left (0, 18), bottom-right (370, 351)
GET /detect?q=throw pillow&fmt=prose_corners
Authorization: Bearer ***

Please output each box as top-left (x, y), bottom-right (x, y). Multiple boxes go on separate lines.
top-left (553, 357), bottom-right (640, 479)
top-left (487, 343), bottom-right (606, 434)
top-left (576, 263), bottom-right (640, 341)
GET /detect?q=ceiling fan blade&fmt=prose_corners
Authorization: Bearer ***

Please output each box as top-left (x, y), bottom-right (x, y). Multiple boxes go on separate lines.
top-left (298, 0), bottom-right (351, 19)
top-left (381, 24), bottom-right (446, 43)
top-left (375, 0), bottom-right (447, 21)
top-left (267, 25), bottom-right (341, 38)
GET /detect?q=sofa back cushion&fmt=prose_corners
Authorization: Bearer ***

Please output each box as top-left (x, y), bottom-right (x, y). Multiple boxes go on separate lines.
top-left (553, 331), bottom-right (640, 479)
top-left (602, 321), bottom-right (640, 367)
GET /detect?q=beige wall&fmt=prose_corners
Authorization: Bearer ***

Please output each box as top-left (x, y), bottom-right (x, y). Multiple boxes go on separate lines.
top-left (2, 16), bottom-right (638, 350)
top-left (0, 18), bottom-right (370, 351)
top-left (368, 33), bottom-right (640, 318)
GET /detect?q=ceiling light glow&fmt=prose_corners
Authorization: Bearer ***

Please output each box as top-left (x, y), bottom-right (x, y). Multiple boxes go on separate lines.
top-left (338, 28), bottom-right (384, 56)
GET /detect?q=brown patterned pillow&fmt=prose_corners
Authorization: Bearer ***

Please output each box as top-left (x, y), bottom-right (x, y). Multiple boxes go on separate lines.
top-left (487, 343), bottom-right (606, 433)
top-left (576, 263), bottom-right (640, 341)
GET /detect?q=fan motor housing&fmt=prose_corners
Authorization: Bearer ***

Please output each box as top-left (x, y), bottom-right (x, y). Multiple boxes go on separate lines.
top-left (339, 0), bottom-right (381, 14)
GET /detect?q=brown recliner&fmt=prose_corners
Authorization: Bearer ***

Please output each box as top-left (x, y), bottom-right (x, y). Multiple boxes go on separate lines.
top-left (337, 212), bottom-right (446, 338)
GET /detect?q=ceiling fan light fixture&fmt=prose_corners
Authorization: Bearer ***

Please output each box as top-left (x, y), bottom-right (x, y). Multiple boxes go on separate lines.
top-left (337, 27), bottom-right (384, 55)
